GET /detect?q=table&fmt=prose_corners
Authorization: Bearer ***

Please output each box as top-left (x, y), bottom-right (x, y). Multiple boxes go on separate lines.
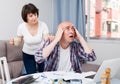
top-left (7, 72), bottom-right (96, 84)
top-left (7, 71), bottom-right (120, 84)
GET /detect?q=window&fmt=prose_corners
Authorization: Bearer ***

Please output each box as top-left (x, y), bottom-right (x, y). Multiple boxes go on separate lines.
top-left (86, 0), bottom-right (120, 40)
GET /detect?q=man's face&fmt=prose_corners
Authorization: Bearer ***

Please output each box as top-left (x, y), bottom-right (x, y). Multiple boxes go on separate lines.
top-left (62, 23), bottom-right (76, 43)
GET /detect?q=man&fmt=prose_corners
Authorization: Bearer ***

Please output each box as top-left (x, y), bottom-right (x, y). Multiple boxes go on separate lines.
top-left (35, 21), bottom-right (96, 73)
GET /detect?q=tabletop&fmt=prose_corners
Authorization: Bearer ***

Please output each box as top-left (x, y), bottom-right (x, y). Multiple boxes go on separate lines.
top-left (7, 71), bottom-right (97, 84)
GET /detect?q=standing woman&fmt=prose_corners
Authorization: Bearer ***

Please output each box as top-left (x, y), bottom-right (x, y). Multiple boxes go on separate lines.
top-left (9, 3), bottom-right (49, 74)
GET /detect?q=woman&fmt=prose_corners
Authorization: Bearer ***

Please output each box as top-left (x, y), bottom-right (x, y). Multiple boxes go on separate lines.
top-left (9, 3), bottom-right (49, 74)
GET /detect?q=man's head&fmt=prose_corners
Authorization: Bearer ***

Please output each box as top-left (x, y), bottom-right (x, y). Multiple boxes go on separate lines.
top-left (58, 21), bottom-right (76, 44)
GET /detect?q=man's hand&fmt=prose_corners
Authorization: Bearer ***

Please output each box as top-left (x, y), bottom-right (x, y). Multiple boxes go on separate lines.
top-left (54, 25), bottom-right (65, 43)
top-left (74, 28), bottom-right (83, 40)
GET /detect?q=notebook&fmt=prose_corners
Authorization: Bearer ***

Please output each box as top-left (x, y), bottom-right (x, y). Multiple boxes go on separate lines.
top-left (93, 58), bottom-right (120, 83)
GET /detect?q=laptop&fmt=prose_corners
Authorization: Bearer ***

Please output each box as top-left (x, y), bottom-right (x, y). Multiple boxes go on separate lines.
top-left (93, 58), bottom-right (120, 83)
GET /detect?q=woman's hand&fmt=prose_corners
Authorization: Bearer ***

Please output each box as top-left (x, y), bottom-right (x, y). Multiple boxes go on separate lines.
top-left (43, 34), bottom-right (55, 41)
top-left (9, 36), bottom-right (22, 46)
top-left (9, 37), bottom-right (14, 45)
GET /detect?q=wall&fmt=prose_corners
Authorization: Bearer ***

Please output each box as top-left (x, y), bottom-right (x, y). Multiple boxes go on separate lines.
top-left (88, 40), bottom-right (120, 79)
top-left (88, 40), bottom-right (120, 65)
top-left (0, 0), bottom-right (53, 40)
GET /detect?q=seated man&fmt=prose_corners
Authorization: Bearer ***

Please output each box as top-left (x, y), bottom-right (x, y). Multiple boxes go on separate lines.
top-left (35, 21), bottom-right (96, 73)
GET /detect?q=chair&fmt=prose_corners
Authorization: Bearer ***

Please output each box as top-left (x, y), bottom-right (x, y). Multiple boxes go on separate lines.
top-left (0, 57), bottom-right (11, 84)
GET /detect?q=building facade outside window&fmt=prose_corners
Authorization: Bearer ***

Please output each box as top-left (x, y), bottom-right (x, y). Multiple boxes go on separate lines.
top-left (86, 0), bottom-right (120, 40)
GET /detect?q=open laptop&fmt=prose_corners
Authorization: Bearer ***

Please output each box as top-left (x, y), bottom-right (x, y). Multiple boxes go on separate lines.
top-left (92, 58), bottom-right (120, 83)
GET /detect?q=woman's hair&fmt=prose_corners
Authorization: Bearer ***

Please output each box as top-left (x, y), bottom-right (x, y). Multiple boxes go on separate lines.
top-left (21, 3), bottom-right (39, 22)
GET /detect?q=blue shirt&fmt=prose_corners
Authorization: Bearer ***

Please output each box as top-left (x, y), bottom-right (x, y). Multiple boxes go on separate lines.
top-left (35, 39), bottom-right (96, 73)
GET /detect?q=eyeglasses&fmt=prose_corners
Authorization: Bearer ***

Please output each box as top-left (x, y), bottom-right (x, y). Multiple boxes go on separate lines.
top-left (64, 26), bottom-right (75, 31)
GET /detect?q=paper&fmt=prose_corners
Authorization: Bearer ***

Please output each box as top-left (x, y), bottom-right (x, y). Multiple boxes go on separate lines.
top-left (33, 73), bottom-right (53, 84)
top-left (43, 71), bottom-right (84, 80)
top-left (81, 71), bottom-right (96, 77)
top-left (32, 71), bottom-right (96, 84)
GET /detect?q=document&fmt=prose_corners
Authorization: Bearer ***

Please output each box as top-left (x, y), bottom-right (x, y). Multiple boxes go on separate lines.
top-left (81, 71), bottom-right (96, 77)
top-left (11, 71), bottom-right (96, 84)
top-left (43, 71), bottom-right (84, 80)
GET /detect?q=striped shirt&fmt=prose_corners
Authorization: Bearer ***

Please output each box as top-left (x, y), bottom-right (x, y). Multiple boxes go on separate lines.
top-left (34, 39), bottom-right (96, 73)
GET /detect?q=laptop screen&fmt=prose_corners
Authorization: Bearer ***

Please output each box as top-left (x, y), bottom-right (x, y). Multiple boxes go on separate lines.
top-left (93, 58), bottom-right (120, 83)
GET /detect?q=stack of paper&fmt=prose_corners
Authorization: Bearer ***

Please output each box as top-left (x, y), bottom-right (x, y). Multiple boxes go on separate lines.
top-left (32, 71), bottom-right (96, 84)
top-left (43, 71), bottom-right (84, 80)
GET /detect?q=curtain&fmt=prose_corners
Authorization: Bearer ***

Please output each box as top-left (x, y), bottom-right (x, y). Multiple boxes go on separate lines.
top-left (52, 0), bottom-right (86, 39)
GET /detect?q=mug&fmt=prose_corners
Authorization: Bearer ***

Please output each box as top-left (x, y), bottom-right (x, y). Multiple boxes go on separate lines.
top-left (14, 37), bottom-right (21, 46)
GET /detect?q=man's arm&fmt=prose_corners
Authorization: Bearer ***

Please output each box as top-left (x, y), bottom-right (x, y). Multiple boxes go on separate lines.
top-left (34, 39), bottom-right (50, 63)
top-left (75, 28), bottom-right (93, 54)
top-left (75, 29), bottom-right (96, 61)
top-left (35, 25), bottom-right (64, 63)
top-left (42, 40), bottom-right (58, 58)
top-left (42, 26), bottom-right (64, 58)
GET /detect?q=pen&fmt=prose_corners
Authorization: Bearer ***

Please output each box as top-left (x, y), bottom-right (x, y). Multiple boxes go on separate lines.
top-left (40, 74), bottom-right (47, 78)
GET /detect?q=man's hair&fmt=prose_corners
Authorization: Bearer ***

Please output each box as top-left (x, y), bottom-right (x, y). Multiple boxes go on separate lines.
top-left (58, 21), bottom-right (74, 29)
top-left (21, 3), bottom-right (39, 22)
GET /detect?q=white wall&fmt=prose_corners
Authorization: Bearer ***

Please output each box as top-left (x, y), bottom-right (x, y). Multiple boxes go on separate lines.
top-left (88, 40), bottom-right (120, 65)
top-left (88, 40), bottom-right (120, 79)
top-left (0, 0), bottom-right (53, 40)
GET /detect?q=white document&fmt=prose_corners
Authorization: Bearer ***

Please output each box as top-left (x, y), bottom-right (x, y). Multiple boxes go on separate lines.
top-left (33, 71), bottom-right (96, 80)
top-left (30, 71), bottom-right (96, 84)
top-left (81, 71), bottom-right (96, 77)
top-left (43, 71), bottom-right (85, 80)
